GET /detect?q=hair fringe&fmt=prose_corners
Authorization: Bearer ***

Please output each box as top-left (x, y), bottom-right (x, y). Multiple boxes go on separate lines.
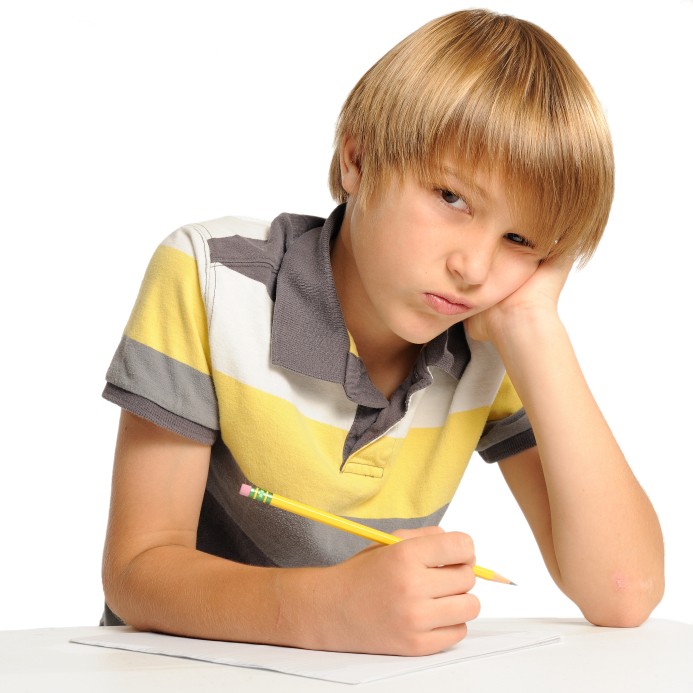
top-left (328, 9), bottom-right (614, 265)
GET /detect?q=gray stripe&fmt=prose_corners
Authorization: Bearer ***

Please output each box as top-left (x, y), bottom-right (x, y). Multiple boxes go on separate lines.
top-left (479, 429), bottom-right (536, 463)
top-left (477, 408), bottom-right (532, 451)
top-left (103, 384), bottom-right (217, 445)
top-left (105, 335), bottom-right (219, 431)
top-left (477, 408), bottom-right (536, 463)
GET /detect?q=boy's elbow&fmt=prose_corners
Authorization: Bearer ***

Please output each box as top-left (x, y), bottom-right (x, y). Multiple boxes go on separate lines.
top-left (580, 574), bottom-right (664, 628)
top-left (102, 564), bottom-right (129, 626)
top-left (101, 547), bottom-right (148, 628)
top-left (102, 569), bottom-right (151, 631)
top-left (584, 603), bottom-right (652, 629)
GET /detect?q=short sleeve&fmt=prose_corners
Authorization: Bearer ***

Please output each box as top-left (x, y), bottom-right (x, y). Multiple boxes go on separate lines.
top-left (103, 226), bottom-right (219, 444)
top-left (476, 373), bottom-right (536, 463)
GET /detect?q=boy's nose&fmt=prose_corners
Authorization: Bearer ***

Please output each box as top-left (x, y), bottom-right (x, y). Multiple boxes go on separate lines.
top-left (446, 240), bottom-right (496, 287)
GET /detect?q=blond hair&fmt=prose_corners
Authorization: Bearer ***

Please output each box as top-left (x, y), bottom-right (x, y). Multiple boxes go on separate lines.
top-left (328, 9), bottom-right (614, 264)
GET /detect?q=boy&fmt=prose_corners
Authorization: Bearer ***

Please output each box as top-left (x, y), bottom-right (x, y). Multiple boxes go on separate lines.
top-left (101, 9), bottom-right (664, 656)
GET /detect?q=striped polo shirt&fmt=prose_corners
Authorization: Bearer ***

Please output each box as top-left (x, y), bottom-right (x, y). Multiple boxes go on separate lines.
top-left (103, 205), bottom-right (536, 568)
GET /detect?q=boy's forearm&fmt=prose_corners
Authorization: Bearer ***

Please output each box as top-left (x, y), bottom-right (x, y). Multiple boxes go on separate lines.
top-left (492, 312), bottom-right (664, 625)
top-left (104, 529), bottom-right (480, 655)
top-left (104, 545), bottom-right (324, 648)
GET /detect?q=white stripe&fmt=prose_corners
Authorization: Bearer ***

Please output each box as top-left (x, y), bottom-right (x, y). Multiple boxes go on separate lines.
top-left (404, 342), bottom-right (505, 429)
top-left (161, 216), bottom-right (272, 254)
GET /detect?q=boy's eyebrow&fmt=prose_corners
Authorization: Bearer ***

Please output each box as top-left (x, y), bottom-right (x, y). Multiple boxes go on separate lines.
top-left (441, 166), bottom-right (489, 201)
top-left (442, 164), bottom-right (537, 242)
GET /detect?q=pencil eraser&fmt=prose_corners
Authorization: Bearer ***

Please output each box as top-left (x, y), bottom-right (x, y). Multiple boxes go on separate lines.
top-left (239, 483), bottom-right (252, 497)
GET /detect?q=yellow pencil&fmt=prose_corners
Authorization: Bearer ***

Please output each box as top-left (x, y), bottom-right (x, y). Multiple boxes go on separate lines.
top-left (239, 483), bottom-right (516, 585)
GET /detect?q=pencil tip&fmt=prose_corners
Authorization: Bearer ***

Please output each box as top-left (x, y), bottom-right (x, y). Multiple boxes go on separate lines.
top-left (509, 581), bottom-right (518, 586)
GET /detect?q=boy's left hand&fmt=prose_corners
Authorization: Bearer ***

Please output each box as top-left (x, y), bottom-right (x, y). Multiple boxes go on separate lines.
top-left (464, 255), bottom-right (573, 344)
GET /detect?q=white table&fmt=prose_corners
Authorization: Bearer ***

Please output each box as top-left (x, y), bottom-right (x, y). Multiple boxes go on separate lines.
top-left (1, 618), bottom-right (691, 692)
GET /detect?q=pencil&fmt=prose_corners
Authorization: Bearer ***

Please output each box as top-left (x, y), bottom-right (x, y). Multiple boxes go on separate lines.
top-left (239, 483), bottom-right (516, 585)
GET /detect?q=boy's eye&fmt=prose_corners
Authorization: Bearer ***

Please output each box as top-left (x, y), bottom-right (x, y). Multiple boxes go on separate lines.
top-left (505, 232), bottom-right (534, 248)
top-left (438, 189), bottom-right (470, 212)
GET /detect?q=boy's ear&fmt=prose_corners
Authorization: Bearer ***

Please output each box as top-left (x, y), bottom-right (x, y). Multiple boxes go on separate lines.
top-left (340, 136), bottom-right (361, 196)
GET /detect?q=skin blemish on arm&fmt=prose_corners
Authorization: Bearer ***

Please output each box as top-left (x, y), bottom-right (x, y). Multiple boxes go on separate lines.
top-left (613, 574), bottom-right (629, 591)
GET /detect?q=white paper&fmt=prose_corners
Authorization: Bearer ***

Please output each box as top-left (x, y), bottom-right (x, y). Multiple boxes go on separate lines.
top-left (71, 626), bottom-right (561, 684)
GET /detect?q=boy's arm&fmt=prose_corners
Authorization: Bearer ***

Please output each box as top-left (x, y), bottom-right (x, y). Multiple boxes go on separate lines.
top-left (102, 410), bottom-right (480, 655)
top-left (467, 259), bottom-right (664, 626)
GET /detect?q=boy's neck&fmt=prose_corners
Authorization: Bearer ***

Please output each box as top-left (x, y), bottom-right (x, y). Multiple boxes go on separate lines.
top-left (358, 341), bottom-right (422, 400)
top-left (330, 216), bottom-right (422, 400)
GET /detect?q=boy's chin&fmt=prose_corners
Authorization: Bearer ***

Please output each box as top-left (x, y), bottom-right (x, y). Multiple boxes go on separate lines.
top-left (395, 322), bottom-right (456, 346)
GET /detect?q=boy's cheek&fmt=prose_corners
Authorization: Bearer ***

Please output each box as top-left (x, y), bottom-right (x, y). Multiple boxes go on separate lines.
top-left (484, 267), bottom-right (538, 309)
top-left (510, 260), bottom-right (542, 291)
top-left (494, 278), bottom-right (531, 305)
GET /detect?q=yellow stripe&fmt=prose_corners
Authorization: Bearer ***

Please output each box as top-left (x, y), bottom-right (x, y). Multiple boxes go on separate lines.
top-left (215, 370), bottom-right (489, 519)
top-left (487, 373), bottom-right (523, 421)
top-left (347, 331), bottom-right (359, 357)
top-left (125, 245), bottom-right (212, 375)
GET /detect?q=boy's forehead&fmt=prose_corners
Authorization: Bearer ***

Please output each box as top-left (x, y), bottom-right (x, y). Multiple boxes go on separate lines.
top-left (440, 163), bottom-right (493, 202)
top-left (437, 157), bottom-right (516, 208)
top-left (438, 160), bottom-right (545, 239)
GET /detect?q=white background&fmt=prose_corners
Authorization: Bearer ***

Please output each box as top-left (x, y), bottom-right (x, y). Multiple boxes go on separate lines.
top-left (1, 0), bottom-right (691, 630)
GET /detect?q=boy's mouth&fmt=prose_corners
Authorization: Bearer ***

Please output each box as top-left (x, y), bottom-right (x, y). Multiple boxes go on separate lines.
top-left (423, 292), bottom-right (473, 316)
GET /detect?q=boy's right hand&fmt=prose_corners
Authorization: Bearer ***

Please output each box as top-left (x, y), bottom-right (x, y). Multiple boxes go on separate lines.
top-left (287, 527), bottom-right (480, 656)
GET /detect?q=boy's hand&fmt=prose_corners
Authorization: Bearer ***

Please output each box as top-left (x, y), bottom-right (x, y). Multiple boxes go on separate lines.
top-left (465, 255), bottom-right (573, 344)
top-left (299, 527), bottom-right (480, 656)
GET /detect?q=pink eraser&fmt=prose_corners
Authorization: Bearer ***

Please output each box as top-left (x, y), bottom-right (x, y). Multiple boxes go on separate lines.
top-left (239, 483), bottom-right (252, 497)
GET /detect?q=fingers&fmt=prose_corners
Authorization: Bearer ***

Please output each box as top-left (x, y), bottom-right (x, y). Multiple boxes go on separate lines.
top-left (384, 621), bottom-right (473, 657)
top-left (329, 529), bottom-right (480, 655)
top-left (389, 531), bottom-right (477, 599)
top-left (428, 592), bottom-right (481, 630)
top-left (389, 593), bottom-right (480, 655)
top-left (399, 530), bottom-right (476, 569)
top-left (424, 561), bottom-right (477, 598)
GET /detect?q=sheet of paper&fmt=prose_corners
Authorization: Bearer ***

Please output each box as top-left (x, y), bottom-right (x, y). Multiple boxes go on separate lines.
top-left (71, 626), bottom-right (561, 684)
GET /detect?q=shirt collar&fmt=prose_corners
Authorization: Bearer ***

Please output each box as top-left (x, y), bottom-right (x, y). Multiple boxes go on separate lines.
top-left (270, 205), bottom-right (470, 408)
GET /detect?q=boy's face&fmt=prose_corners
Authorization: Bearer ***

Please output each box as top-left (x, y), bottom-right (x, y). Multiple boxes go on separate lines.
top-left (334, 156), bottom-right (544, 347)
